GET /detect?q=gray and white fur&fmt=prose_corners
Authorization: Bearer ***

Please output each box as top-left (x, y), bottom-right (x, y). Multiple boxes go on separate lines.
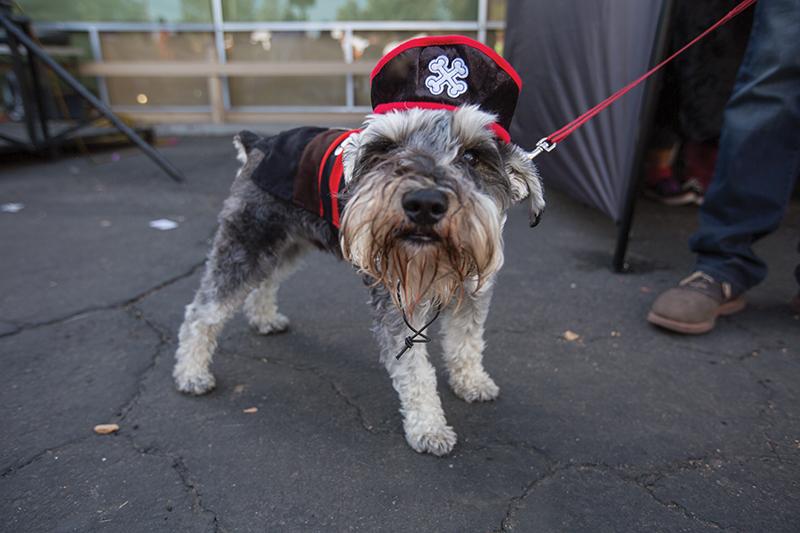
top-left (173, 106), bottom-right (544, 456)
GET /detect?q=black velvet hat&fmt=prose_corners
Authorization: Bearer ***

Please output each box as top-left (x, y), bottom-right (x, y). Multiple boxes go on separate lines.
top-left (370, 35), bottom-right (522, 142)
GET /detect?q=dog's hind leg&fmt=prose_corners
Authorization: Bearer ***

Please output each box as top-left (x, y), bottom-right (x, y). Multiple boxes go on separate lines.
top-left (440, 278), bottom-right (499, 403)
top-left (370, 285), bottom-right (457, 456)
top-left (243, 242), bottom-right (304, 335)
top-left (173, 215), bottom-right (287, 395)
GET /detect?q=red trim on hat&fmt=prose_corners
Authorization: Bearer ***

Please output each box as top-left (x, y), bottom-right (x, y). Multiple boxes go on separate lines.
top-left (370, 35), bottom-right (522, 89)
top-left (373, 102), bottom-right (511, 143)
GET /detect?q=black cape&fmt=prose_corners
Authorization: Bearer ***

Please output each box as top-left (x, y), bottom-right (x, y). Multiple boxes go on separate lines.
top-left (241, 127), bottom-right (356, 229)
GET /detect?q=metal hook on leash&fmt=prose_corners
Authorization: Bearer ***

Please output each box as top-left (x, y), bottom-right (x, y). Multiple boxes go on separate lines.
top-left (527, 137), bottom-right (557, 160)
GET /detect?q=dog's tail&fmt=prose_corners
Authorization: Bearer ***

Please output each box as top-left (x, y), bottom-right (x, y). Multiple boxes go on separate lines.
top-left (233, 130), bottom-right (260, 164)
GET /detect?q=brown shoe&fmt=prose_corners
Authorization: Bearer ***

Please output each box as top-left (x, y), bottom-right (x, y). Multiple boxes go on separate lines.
top-left (791, 293), bottom-right (800, 314)
top-left (647, 271), bottom-right (746, 334)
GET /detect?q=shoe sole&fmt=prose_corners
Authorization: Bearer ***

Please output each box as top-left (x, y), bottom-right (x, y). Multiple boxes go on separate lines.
top-left (647, 297), bottom-right (747, 335)
top-left (643, 190), bottom-right (698, 207)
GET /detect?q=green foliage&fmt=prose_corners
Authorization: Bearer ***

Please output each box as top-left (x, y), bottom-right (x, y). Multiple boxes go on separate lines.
top-left (18, 0), bottom-right (479, 23)
top-left (18, 0), bottom-right (212, 23)
top-left (338, 0), bottom-right (477, 21)
top-left (222, 0), bottom-right (314, 22)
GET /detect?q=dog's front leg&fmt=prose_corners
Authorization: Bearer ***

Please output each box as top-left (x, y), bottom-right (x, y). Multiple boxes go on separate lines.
top-left (440, 278), bottom-right (499, 402)
top-left (371, 287), bottom-right (456, 456)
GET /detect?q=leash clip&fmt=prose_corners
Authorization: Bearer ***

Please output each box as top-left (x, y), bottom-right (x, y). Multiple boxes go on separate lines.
top-left (528, 137), bottom-right (557, 160)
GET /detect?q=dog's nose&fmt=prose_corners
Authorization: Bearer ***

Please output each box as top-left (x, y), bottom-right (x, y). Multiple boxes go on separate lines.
top-left (402, 188), bottom-right (448, 225)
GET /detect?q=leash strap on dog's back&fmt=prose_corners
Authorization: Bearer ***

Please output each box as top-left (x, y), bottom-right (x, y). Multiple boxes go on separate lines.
top-left (395, 284), bottom-right (441, 360)
top-left (528, 0), bottom-right (757, 160)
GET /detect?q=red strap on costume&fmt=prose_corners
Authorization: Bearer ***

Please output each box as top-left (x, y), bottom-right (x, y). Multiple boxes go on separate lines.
top-left (530, 0), bottom-right (757, 158)
top-left (317, 129), bottom-right (360, 228)
top-left (328, 149), bottom-right (346, 227)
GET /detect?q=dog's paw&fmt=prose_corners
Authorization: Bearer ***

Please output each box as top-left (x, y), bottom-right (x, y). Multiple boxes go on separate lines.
top-left (249, 313), bottom-right (290, 335)
top-left (405, 424), bottom-right (457, 456)
top-left (450, 372), bottom-right (499, 403)
top-left (173, 366), bottom-right (216, 395)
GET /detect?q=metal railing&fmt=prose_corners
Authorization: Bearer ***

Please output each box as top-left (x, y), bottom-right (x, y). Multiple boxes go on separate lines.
top-left (33, 0), bottom-right (505, 121)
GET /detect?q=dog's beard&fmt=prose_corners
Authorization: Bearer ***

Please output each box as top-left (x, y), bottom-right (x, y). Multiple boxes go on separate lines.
top-left (340, 171), bottom-right (504, 315)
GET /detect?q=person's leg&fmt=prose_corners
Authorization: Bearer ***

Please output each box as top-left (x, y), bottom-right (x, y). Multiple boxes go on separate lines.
top-left (794, 240), bottom-right (800, 313)
top-left (689, 0), bottom-right (800, 295)
top-left (649, 0), bottom-right (800, 334)
top-left (645, 60), bottom-right (695, 205)
top-left (794, 244), bottom-right (800, 287)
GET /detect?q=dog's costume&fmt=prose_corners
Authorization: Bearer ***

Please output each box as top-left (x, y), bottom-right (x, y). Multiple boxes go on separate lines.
top-left (243, 126), bottom-right (356, 229)
top-left (246, 35), bottom-right (522, 230)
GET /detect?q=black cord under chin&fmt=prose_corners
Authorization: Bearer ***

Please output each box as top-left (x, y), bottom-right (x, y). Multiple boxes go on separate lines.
top-left (395, 285), bottom-right (441, 360)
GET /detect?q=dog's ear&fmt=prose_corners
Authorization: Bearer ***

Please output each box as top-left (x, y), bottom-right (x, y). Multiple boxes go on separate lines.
top-left (233, 130), bottom-right (260, 164)
top-left (504, 143), bottom-right (546, 227)
top-left (341, 130), bottom-right (363, 184)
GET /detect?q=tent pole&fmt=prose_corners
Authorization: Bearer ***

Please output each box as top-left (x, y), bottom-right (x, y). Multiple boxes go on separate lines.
top-left (612, 0), bottom-right (675, 272)
top-left (0, 5), bottom-right (186, 183)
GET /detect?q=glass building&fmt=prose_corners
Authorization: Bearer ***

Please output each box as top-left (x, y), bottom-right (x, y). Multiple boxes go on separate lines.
top-left (22, 0), bottom-right (507, 124)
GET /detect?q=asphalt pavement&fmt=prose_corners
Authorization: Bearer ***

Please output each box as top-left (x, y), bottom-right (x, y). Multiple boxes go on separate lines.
top-left (1, 137), bottom-right (798, 532)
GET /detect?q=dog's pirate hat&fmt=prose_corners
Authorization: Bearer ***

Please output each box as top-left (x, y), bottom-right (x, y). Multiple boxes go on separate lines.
top-left (370, 35), bottom-right (522, 143)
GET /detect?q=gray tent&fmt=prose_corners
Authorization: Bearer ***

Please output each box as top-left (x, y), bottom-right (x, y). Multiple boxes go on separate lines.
top-left (505, 0), bottom-right (671, 270)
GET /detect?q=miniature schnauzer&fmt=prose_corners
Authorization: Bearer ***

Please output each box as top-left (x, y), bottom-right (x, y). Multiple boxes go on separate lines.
top-left (172, 106), bottom-right (544, 456)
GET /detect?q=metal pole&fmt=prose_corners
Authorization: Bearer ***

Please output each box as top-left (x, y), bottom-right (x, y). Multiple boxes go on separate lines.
top-left (24, 24), bottom-right (54, 156)
top-left (87, 27), bottom-right (111, 106)
top-left (477, 0), bottom-right (488, 43)
top-left (344, 27), bottom-right (355, 109)
top-left (210, 0), bottom-right (231, 111)
top-left (0, 11), bottom-right (186, 182)
top-left (4, 28), bottom-right (39, 149)
top-left (612, 0), bottom-right (674, 272)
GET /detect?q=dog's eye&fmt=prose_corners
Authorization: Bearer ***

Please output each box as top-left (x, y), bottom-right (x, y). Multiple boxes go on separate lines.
top-left (462, 150), bottom-right (479, 166)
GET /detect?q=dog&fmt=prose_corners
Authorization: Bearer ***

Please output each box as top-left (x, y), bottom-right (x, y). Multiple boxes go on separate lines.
top-left (172, 37), bottom-right (545, 456)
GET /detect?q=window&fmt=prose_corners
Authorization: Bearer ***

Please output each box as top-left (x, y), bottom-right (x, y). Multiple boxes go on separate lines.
top-left (100, 32), bottom-right (215, 108)
top-left (20, 0), bottom-right (212, 23)
top-left (222, 0), bottom-right (479, 22)
top-left (27, 0), bottom-right (508, 118)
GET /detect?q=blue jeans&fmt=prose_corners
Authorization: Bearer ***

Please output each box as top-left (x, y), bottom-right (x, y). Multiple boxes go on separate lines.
top-left (689, 0), bottom-right (800, 295)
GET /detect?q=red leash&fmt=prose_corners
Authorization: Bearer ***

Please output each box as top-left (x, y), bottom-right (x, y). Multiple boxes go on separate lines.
top-left (528, 0), bottom-right (757, 159)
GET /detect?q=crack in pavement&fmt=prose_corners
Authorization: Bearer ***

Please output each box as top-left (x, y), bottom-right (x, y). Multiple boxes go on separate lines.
top-left (0, 260), bottom-right (205, 340)
top-left (6, 276), bottom-right (782, 530)
top-left (491, 454), bottom-right (750, 532)
top-left (328, 380), bottom-right (389, 435)
top-left (224, 349), bottom-right (397, 437)
top-left (493, 462), bottom-right (602, 533)
top-left (620, 457), bottom-right (734, 531)
top-left (1, 278), bottom-right (194, 480)
top-left (464, 438), bottom-right (553, 463)
top-left (0, 435), bottom-right (93, 478)
top-left (123, 435), bottom-right (222, 533)
top-left (0, 307), bottom-right (167, 479)
top-left (115, 305), bottom-right (171, 422)
top-left (635, 478), bottom-right (730, 531)
top-left (4, 432), bottom-right (224, 533)
top-left (668, 341), bottom-right (793, 438)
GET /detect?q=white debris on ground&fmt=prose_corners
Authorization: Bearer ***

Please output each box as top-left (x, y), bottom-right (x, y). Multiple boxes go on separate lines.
top-left (148, 218), bottom-right (179, 230)
top-left (1, 203), bottom-right (24, 213)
